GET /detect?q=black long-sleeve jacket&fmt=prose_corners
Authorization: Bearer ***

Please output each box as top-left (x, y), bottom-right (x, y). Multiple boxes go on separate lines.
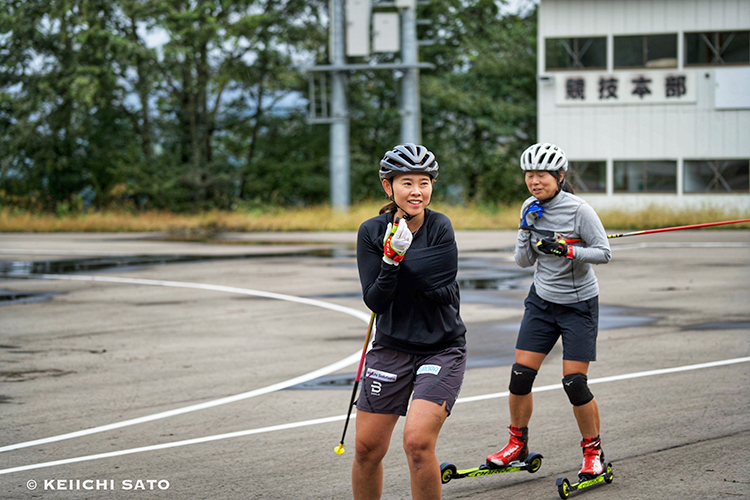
top-left (356, 209), bottom-right (466, 354)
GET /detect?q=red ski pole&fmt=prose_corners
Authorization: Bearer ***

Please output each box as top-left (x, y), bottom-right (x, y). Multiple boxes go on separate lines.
top-left (604, 219), bottom-right (750, 239)
top-left (563, 219), bottom-right (750, 244)
top-left (334, 311), bottom-right (376, 455)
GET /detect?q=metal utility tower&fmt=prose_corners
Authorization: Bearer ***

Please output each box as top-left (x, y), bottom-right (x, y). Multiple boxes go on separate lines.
top-left (308, 0), bottom-right (432, 211)
top-left (329, 0), bottom-right (350, 211)
top-left (399, 4), bottom-right (421, 144)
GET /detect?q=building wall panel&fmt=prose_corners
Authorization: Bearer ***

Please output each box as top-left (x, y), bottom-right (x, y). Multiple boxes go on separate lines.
top-left (538, 0), bottom-right (750, 215)
top-left (695, 1), bottom-right (712, 30)
top-left (539, 72), bottom-right (749, 160)
top-left (580, 0), bottom-right (597, 35)
top-left (650, 1), bottom-right (665, 33)
top-left (722, 112), bottom-right (739, 156)
top-left (741, 0), bottom-right (750, 26)
top-left (541, 0), bottom-right (750, 35)
top-left (635, 0), bottom-right (651, 33)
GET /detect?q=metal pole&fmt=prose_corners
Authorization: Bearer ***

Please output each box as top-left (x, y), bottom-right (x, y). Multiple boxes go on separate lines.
top-left (330, 0), bottom-right (350, 211)
top-left (400, 4), bottom-right (421, 144)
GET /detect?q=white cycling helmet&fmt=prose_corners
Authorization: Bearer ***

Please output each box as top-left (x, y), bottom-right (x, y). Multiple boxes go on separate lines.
top-left (379, 143), bottom-right (439, 181)
top-left (520, 143), bottom-right (568, 172)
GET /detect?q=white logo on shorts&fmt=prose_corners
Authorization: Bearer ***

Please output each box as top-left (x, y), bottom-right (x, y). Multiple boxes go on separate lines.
top-left (366, 368), bottom-right (397, 382)
top-left (416, 364), bottom-right (441, 376)
top-left (371, 381), bottom-right (382, 395)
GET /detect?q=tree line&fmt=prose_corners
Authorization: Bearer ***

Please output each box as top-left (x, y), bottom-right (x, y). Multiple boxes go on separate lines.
top-left (0, 0), bottom-right (537, 213)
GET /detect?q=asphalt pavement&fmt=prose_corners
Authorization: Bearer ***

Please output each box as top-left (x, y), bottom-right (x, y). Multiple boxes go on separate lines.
top-left (0, 229), bottom-right (748, 499)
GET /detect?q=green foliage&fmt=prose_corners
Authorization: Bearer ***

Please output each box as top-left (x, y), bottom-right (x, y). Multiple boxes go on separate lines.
top-left (420, 0), bottom-right (537, 204)
top-left (0, 0), bottom-right (144, 210)
top-left (0, 0), bottom-right (536, 212)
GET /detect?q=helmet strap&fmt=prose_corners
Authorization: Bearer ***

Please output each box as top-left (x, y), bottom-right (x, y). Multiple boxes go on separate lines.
top-left (399, 209), bottom-right (416, 221)
top-left (549, 170), bottom-right (565, 199)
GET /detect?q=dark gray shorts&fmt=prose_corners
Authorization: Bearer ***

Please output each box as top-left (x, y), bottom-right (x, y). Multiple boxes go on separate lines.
top-left (516, 285), bottom-right (599, 362)
top-left (355, 344), bottom-right (467, 416)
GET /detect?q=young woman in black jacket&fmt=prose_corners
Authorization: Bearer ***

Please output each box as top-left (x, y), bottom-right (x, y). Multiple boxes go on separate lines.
top-left (352, 144), bottom-right (467, 500)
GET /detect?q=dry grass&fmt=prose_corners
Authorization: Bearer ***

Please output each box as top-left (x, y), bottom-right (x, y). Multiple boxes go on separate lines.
top-left (597, 207), bottom-right (750, 231)
top-left (0, 204), bottom-right (748, 233)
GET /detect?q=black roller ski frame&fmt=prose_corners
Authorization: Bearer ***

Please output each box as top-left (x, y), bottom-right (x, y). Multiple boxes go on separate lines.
top-left (440, 452), bottom-right (543, 484)
top-left (556, 461), bottom-right (613, 499)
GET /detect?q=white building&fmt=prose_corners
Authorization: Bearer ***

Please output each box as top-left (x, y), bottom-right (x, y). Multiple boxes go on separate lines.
top-left (537, 0), bottom-right (750, 212)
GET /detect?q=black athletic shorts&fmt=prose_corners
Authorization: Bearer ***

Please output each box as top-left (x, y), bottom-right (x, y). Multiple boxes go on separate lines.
top-left (355, 344), bottom-right (466, 416)
top-left (516, 285), bottom-right (599, 362)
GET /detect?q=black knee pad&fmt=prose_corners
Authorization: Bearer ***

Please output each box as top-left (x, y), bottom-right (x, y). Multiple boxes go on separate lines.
top-left (563, 373), bottom-right (594, 406)
top-left (508, 363), bottom-right (537, 395)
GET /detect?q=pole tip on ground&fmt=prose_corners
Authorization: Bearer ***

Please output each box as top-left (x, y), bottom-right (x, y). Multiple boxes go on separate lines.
top-left (334, 443), bottom-right (345, 455)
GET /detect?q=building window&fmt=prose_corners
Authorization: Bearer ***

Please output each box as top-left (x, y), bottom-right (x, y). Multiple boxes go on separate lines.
top-left (614, 161), bottom-right (676, 192)
top-left (545, 37), bottom-right (606, 70)
top-left (685, 31), bottom-right (750, 65)
top-left (684, 160), bottom-right (749, 193)
top-left (614, 34), bottom-right (678, 69)
top-left (567, 161), bottom-right (606, 193)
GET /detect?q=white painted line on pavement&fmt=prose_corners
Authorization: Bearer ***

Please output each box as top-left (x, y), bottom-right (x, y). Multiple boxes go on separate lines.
top-left (24, 274), bottom-right (373, 323)
top-left (455, 355), bottom-right (750, 403)
top-left (0, 274), bottom-right (372, 454)
top-left (0, 416), bottom-right (348, 476)
top-left (1, 355), bottom-right (748, 476)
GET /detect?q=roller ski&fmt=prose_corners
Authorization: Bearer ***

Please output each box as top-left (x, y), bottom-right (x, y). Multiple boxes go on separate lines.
top-left (556, 436), bottom-right (613, 499)
top-left (440, 452), bottom-right (543, 484)
top-left (440, 425), bottom-right (542, 484)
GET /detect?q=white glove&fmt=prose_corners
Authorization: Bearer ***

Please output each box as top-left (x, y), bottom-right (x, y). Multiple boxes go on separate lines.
top-left (382, 218), bottom-right (413, 266)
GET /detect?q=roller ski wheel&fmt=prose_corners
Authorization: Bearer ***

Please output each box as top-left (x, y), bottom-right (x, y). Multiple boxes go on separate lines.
top-left (439, 452), bottom-right (543, 484)
top-left (555, 461), bottom-right (613, 499)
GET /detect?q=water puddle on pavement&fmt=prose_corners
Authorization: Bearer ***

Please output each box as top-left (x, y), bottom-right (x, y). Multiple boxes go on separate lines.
top-left (291, 302), bottom-right (660, 390)
top-left (683, 321), bottom-right (750, 331)
top-left (0, 247), bottom-right (353, 278)
top-left (292, 257), bottom-right (661, 389)
top-left (0, 289), bottom-right (60, 306)
top-left (0, 246), bottom-right (354, 306)
top-left (1, 247), bottom-right (661, 384)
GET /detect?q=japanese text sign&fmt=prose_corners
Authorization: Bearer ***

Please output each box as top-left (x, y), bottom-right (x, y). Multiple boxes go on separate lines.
top-left (554, 70), bottom-right (696, 106)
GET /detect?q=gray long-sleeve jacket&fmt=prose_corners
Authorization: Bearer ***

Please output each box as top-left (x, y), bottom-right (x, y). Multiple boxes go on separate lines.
top-left (515, 190), bottom-right (612, 304)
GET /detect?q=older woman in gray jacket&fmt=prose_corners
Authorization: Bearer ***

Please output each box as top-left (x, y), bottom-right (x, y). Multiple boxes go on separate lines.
top-left (487, 143), bottom-right (612, 481)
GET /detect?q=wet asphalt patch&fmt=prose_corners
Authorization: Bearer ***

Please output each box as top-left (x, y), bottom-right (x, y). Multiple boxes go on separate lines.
top-left (683, 321), bottom-right (750, 331)
top-left (1, 247), bottom-right (663, 389)
top-left (0, 289), bottom-right (60, 306)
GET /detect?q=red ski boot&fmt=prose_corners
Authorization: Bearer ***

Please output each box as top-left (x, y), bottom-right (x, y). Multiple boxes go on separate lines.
top-left (486, 425), bottom-right (528, 467)
top-left (579, 436), bottom-right (604, 480)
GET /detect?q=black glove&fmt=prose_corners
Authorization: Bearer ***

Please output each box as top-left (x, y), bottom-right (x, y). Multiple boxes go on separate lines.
top-left (536, 238), bottom-right (573, 259)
